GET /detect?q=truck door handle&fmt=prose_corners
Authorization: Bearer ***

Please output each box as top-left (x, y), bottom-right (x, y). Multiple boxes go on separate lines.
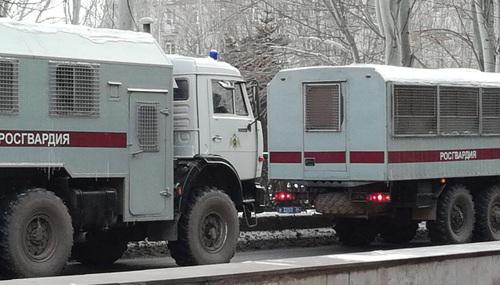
top-left (160, 108), bottom-right (169, 116)
top-left (212, 135), bottom-right (223, 143)
top-left (131, 150), bottom-right (144, 156)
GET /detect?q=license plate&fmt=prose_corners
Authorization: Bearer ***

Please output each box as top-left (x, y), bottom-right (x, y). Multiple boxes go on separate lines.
top-left (278, 206), bottom-right (303, 214)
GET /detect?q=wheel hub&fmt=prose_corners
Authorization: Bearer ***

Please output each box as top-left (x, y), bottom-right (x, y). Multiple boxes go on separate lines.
top-left (23, 214), bottom-right (54, 261)
top-left (451, 204), bottom-right (465, 233)
top-left (200, 212), bottom-right (227, 253)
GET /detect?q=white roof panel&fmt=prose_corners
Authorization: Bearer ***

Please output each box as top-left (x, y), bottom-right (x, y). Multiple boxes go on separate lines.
top-left (0, 19), bottom-right (172, 66)
top-left (284, 64), bottom-right (500, 87)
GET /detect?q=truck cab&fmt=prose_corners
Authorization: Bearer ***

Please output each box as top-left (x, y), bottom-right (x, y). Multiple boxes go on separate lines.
top-left (168, 55), bottom-right (264, 181)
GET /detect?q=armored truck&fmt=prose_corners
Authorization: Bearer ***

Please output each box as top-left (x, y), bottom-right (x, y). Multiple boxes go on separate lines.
top-left (268, 65), bottom-right (500, 246)
top-left (0, 19), bottom-right (263, 277)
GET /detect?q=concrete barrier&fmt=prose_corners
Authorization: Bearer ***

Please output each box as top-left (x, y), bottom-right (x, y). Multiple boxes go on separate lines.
top-left (4, 242), bottom-right (500, 285)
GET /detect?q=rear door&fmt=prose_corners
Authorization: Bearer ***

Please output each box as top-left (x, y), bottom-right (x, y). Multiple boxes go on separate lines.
top-left (303, 82), bottom-right (347, 179)
top-left (128, 90), bottom-right (172, 218)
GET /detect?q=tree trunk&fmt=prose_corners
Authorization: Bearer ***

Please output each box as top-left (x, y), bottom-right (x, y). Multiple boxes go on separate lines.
top-left (475, 0), bottom-right (495, 72)
top-left (118, 0), bottom-right (134, 31)
top-left (377, 0), bottom-right (401, 65)
top-left (71, 0), bottom-right (81, 25)
top-left (494, 0), bottom-right (500, 72)
top-left (399, 0), bottom-right (412, 67)
top-left (472, 1), bottom-right (485, 71)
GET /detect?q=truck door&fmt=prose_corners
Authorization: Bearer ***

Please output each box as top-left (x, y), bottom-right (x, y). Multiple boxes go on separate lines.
top-left (207, 78), bottom-right (257, 180)
top-left (128, 90), bottom-right (172, 218)
top-left (303, 83), bottom-right (347, 179)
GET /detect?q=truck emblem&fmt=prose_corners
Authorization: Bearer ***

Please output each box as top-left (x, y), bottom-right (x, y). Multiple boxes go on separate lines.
top-left (230, 134), bottom-right (240, 148)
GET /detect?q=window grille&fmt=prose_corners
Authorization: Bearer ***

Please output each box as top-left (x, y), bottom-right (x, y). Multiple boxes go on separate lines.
top-left (0, 58), bottom-right (19, 114)
top-left (482, 88), bottom-right (500, 134)
top-left (439, 86), bottom-right (479, 135)
top-left (137, 102), bottom-right (159, 152)
top-left (393, 85), bottom-right (437, 135)
top-left (49, 62), bottom-right (100, 116)
top-left (305, 84), bottom-right (341, 131)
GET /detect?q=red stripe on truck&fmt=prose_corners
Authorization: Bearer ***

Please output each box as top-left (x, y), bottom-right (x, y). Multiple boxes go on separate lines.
top-left (388, 148), bottom-right (500, 163)
top-left (271, 149), bottom-right (500, 164)
top-left (0, 130), bottom-right (127, 148)
top-left (304, 152), bottom-right (346, 163)
top-left (350, 151), bottom-right (385, 163)
top-left (270, 151), bottom-right (384, 164)
top-left (269, 152), bottom-right (302, 163)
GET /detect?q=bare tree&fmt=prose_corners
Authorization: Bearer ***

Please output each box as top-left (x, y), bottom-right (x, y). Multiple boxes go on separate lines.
top-left (0, 0), bottom-right (6, 17)
top-left (0, 0), bottom-right (56, 22)
top-left (322, 0), bottom-right (361, 63)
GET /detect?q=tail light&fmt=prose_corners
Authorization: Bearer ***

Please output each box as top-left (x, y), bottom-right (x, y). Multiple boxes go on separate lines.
top-left (367, 192), bottom-right (391, 203)
top-left (274, 191), bottom-right (296, 202)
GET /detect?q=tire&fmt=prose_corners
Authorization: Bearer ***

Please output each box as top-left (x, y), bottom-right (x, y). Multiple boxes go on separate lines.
top-left (428, 185), bottom-right (475, 244)
top-left (335, 219), bottom-right (376, 246)
top-left (474, 185), bottom-right (500, 241)
top-left (0, 188), bottom-right (73, 278)
top-left (380, 220), bottom-right (418, 244)
top-left (72, 230), bottom-right (128, 266)
top-left (168, 187), bottom-right (239, 266)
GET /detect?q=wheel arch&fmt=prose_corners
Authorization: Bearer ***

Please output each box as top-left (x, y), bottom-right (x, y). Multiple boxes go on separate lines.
top-left (177, 156), bottom-right (244, 212)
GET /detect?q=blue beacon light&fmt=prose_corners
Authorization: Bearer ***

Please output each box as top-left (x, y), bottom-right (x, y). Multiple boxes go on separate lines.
top-left (209, 49), bottom-right (219, 60)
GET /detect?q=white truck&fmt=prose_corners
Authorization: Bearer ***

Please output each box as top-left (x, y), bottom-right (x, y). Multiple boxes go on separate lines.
top-left (268, 65), bottom-right (500, 246)
top-left (0, 19), bottom-right (263, 278)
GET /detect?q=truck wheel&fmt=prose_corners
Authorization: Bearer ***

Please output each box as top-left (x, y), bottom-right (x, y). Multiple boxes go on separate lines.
top-left (335, 219), bottom-right (376, 246)
top-left (72, 231), bottom-right (128, 266)
top-left (0, 188), bottom-right (73, 278)
top-left (380, 221), bottom-right (418, 244)
top-left (473, 185), bottom-right (500, 241)
top-left (428, 185), bottom-right (475, 244)
top-left (168, 187), bottom-right (239, 266)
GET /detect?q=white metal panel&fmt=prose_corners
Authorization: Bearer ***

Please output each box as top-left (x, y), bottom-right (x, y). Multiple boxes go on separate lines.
top-left (173, 75), bottom-right (199, 158)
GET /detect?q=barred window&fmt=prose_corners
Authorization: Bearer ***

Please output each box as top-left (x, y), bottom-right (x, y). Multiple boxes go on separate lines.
top-left (0, 58), bottom-right (19, 114)
top-left (439, 87), bottom-right (479, 135)
top-left (137, 102), bottom-right (159, 152)
top-left (49, 62), bottom-right (100, 116)
top-left (305, 84), bottom-right (341, 131)
top-left (482, 88), bottom-right (500, 134)
top-left (393, 85), bottom-right (437, 135)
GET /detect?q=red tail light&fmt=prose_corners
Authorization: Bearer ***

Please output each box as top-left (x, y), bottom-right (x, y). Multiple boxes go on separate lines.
top-left (367, 192), bottom-right (391, 203)
top-left (274, 191), bottom-right (296, 202)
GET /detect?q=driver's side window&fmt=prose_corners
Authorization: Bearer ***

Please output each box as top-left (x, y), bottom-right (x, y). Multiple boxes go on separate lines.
top-left (211, 80), bottom-right (249, 116)
top-left (212, 80), bottom-right (234, 114)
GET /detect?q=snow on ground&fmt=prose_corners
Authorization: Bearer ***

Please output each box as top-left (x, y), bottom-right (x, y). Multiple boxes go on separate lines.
top-left (123, 223), bottom-right (429, 259)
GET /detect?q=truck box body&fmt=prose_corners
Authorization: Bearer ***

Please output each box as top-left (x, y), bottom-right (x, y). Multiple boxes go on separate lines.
top-left (268, 65), bottom-right (500, 182)
top-left (0, 19), bottom-right (174, 221)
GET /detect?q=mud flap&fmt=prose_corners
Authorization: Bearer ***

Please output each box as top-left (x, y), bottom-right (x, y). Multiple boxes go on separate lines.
top-left (243, 199), bottom-right (257, 228)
